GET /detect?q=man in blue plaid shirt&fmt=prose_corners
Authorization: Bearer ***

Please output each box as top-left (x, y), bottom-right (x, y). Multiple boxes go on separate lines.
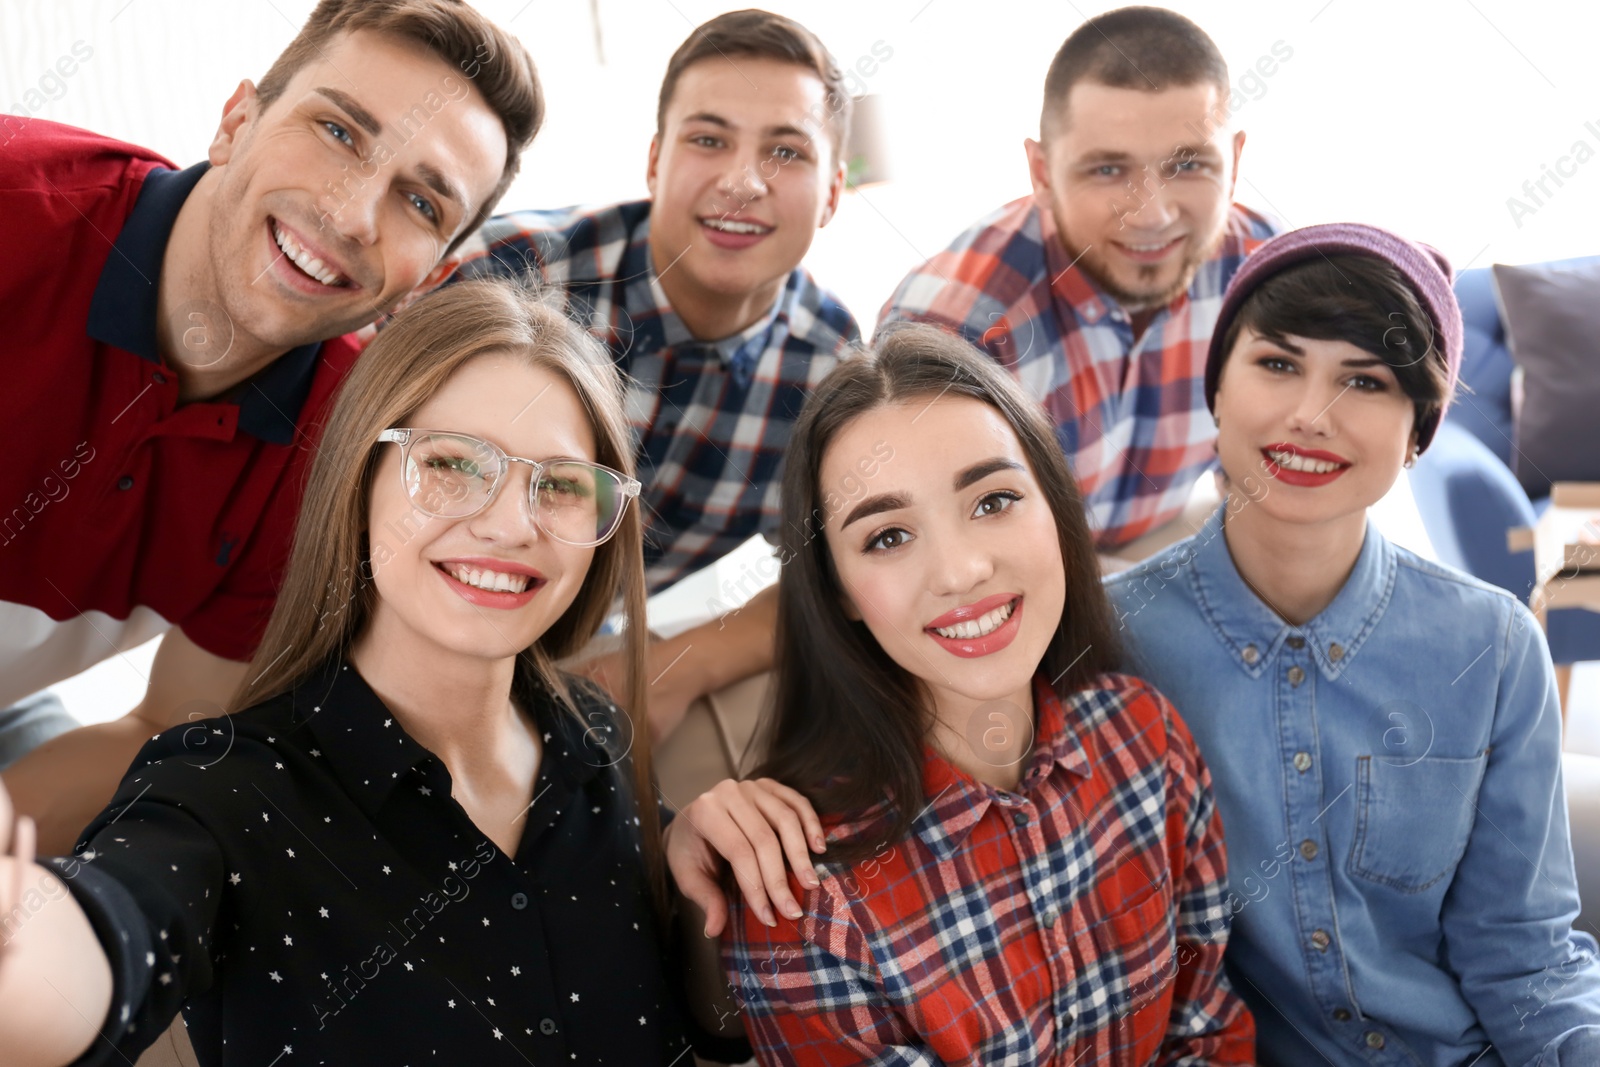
top-left (452, 10), bottom-right (858, 742)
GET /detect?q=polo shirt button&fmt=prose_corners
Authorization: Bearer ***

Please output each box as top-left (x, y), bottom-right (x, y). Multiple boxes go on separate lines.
top-left (1286, 635), bottom-right (1305, 649)
top-left (1288, 666), bottom-right (1306, 686)
top-left (1012, 811), bottom-right (1029, 827)
top-left (153, 371), bottom-right (167, 385)
top-left (1333, 1008), bottom-right (1352, 1022)
top-left (1311, 929), bottom-right (1330, 951)
top-left (511, 892), bottom-right (528, 910)
top-left (538, 1017), bottom-right (557, 1036)
top-left (1242, 644), bottom-right (1259, 665)
top-left (1293, 751), bottom-right (1312, 772)
top-left (1329, 642), bottom-right (1345, 662)
top-left (117, 475), bottom-right (135, 491)
top-left (1365, 1031), bottom-right (1386, 1050)
top-left (1299, 839), bottom-right (1319, 861)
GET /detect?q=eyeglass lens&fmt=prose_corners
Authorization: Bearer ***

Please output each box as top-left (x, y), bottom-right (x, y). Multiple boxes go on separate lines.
top-left (400, 433), bottom-right (627, 545)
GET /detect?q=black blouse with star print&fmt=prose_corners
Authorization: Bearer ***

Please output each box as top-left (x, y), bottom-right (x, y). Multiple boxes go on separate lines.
top-left (53, 658), bottom-right (747, 1065)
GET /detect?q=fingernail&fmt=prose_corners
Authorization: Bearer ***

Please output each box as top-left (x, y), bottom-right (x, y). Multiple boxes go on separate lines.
top-left (762, 908), bottom-right (776, 927)
top-left (785, 903), bottom-right (803, 919)
top-left (812, 836), bottom-right (827, 851)
top-left (803, 872), bottom-right (820, 888)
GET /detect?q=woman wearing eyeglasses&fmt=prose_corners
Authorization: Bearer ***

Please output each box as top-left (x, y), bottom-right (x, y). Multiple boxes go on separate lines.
top-left (0, 278), bottom-right (762, 1066)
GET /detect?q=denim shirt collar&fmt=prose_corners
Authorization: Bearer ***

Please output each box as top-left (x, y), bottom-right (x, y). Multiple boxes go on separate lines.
top-left (1186, 505), bottom-right (1398, 682)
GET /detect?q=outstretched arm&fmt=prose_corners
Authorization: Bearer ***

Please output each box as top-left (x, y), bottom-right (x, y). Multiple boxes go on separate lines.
top-left (2, 628), bottom-right (247, 854)
top-left (0, 782), bottom-right (114, 1067)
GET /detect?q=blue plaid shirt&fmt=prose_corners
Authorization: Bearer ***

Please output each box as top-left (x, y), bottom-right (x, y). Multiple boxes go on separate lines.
top-left (453, 200), bottom-right (859, 593)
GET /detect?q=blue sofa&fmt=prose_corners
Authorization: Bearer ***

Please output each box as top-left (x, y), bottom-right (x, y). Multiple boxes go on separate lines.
top-left (1410, 258), bottom-right (1600, 665)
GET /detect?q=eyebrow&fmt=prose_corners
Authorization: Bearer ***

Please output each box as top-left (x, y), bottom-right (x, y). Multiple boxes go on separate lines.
top-left (314, 87), bottom-right (382, 137)
top-left (314, 87), bottom-right (466, 218)
top-left (1254, 338), bottom-right (1391, 369)
top-left (839, 457), bottom-right (1026, 530)
top-left (683, 111), bottom-right (814, 144)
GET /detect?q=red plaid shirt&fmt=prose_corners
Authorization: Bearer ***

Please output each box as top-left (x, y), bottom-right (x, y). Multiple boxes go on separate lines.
top-left (879, 198), bottom-right (1277, 549)
top-left (723, 673), bottom-right (1253, 1065)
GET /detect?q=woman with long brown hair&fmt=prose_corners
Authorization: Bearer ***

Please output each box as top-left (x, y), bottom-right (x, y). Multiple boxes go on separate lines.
top-left (0, 277), bottom-right (752, 1065)
top-left (716, 323), bottom-right (1255, 1063)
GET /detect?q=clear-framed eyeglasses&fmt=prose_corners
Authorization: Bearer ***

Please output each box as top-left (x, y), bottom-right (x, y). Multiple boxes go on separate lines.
top-left (376, 428), bottom-right (641, 548)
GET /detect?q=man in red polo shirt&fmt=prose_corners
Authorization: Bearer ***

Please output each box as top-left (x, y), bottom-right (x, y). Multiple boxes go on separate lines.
top-left (1, 0), bottom-right (541, 852)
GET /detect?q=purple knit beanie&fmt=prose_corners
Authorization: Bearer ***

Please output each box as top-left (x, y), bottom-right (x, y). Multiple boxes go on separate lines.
top-left (1204, 223), bottom-right (1463, 453)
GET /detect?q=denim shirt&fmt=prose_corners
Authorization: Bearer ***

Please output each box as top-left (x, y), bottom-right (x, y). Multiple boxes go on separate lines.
top-left (1106, 506), bottom-right (1600, 1066)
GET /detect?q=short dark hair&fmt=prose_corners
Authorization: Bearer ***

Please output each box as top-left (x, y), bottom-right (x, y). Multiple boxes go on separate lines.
top-left (255, 0), bottom-right (543, 256)
top-left (1215, 255), bottom-right (1451, 445)
top-left (755, 323), bottom-right (1122, 865)
top-left (656, 9), bottom-right (852, 158)
top-left (1040, 6), bottom-right (1228, 139)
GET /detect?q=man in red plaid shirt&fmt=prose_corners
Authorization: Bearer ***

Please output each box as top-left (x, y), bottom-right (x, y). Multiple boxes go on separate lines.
top-left (880, 7), bottom-right (1279, 565)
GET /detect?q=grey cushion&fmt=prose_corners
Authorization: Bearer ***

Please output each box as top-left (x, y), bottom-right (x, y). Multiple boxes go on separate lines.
top-left (1492, 260), bottom-right (1600, 498)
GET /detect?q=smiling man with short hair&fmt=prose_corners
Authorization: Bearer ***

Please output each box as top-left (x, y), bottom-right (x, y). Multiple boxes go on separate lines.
top-left (453, 8), bottom-right (859, 745)
top-left (0, 0), bottom-right (541, 853)
top-left (880, 6), bottom-right (1279, 563)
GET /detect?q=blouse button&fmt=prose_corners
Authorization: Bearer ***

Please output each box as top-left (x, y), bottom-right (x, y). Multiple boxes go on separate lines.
top-left (1365, 1031), bottom-right (1386, 1050)
top-left (1299, 839), bottom-right (1319, 861)
top-left (1012, 811), bottom-right (1030, 827)
top-left (1242, 644), bottom-right (1260, 665)
top-left (1293, 751), bottom-right (1312, 773)
top-left (538, 1017), bottom-right (557, 1036)
top-left (510, 892), bottom-right (529, 910)
top-left (153, 371), bottom-right (168, 385)
top-left (1329, 643), bottom-right (1345, 662)
top-left (1311, 929), bottom-right (1331, 951)
top-left (117, 475), bottom-right (135, 491)
top-left (1286, 635), bottom-right (1305, 649)
top-left (1287, 666), bottom-right (1306, 687)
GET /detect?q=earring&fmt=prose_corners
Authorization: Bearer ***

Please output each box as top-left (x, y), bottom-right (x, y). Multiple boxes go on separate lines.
top-left (1213, 414), bottom-right (1221, 429)
top-left (1403, 451), bottom-right (1418, 469)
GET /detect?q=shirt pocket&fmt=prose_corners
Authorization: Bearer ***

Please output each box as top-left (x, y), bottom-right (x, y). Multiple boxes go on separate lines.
top-left (1348, 753), bottom-right (1489, 892)
top-left (1087, 875), bottom-right (1176, 1064)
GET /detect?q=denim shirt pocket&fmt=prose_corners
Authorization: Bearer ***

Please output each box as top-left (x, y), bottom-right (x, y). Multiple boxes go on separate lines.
top-left (1349, 753), bottom-right (1489, 892)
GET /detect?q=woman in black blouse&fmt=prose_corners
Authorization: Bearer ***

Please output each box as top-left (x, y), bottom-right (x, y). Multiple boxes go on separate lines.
top-left (0, 277), bottom-right (765, 1065)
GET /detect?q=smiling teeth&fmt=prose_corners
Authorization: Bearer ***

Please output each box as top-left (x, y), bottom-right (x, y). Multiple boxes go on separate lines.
top-left (933, 600), bottom-right (1014, 640)
top-left (1268, 450), bottom-right (1342, 474)
top-left (703, 218), bottom-right (769, 234)
top-left (445, 564), bottom-right (530, 594)
top-left (273, 222), bottom-right (346, 286)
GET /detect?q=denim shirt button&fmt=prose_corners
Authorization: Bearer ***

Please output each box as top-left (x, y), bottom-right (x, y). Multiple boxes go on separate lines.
top-left (1286, 635), bottom-right (1305, 649)
top-left (1293, 751), bottom-right (1313, 772)
top-left (1311, 929), bottom-right (1331, 951)
top-left (1299, 839), bottom-right (1319, 861)
top-left (1333, 1008), bottom-right (1352, 1022)
top-left (1242, 644), bottom-right (1260, 665)
top-left (1288, 666), bottom-right (1306, 686)
top-left (1329, 642), bottom-right (1345, 662)
top-left (1365, 1031), bottom-right (1386, 1050)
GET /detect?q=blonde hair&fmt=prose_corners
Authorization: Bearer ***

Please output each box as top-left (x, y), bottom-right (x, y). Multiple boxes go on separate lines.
top-left (231, 276), bottom-right (660, 902)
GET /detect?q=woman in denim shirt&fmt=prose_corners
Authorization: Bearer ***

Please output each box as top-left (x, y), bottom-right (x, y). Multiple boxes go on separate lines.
top-left (1107, 224), bottom-right (1600, 1065)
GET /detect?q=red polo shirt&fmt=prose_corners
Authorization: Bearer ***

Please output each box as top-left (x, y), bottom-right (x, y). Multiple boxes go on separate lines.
top-left (0, 119), bottom-right (360, 707)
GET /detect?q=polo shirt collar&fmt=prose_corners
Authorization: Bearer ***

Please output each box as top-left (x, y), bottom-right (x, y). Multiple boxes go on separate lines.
top-left (1187, 505), bottom-right (1397, 682)
top-left (296, 659), bottom-right (601, 818)
top-left (86, 161), bottom-right (324, 446)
